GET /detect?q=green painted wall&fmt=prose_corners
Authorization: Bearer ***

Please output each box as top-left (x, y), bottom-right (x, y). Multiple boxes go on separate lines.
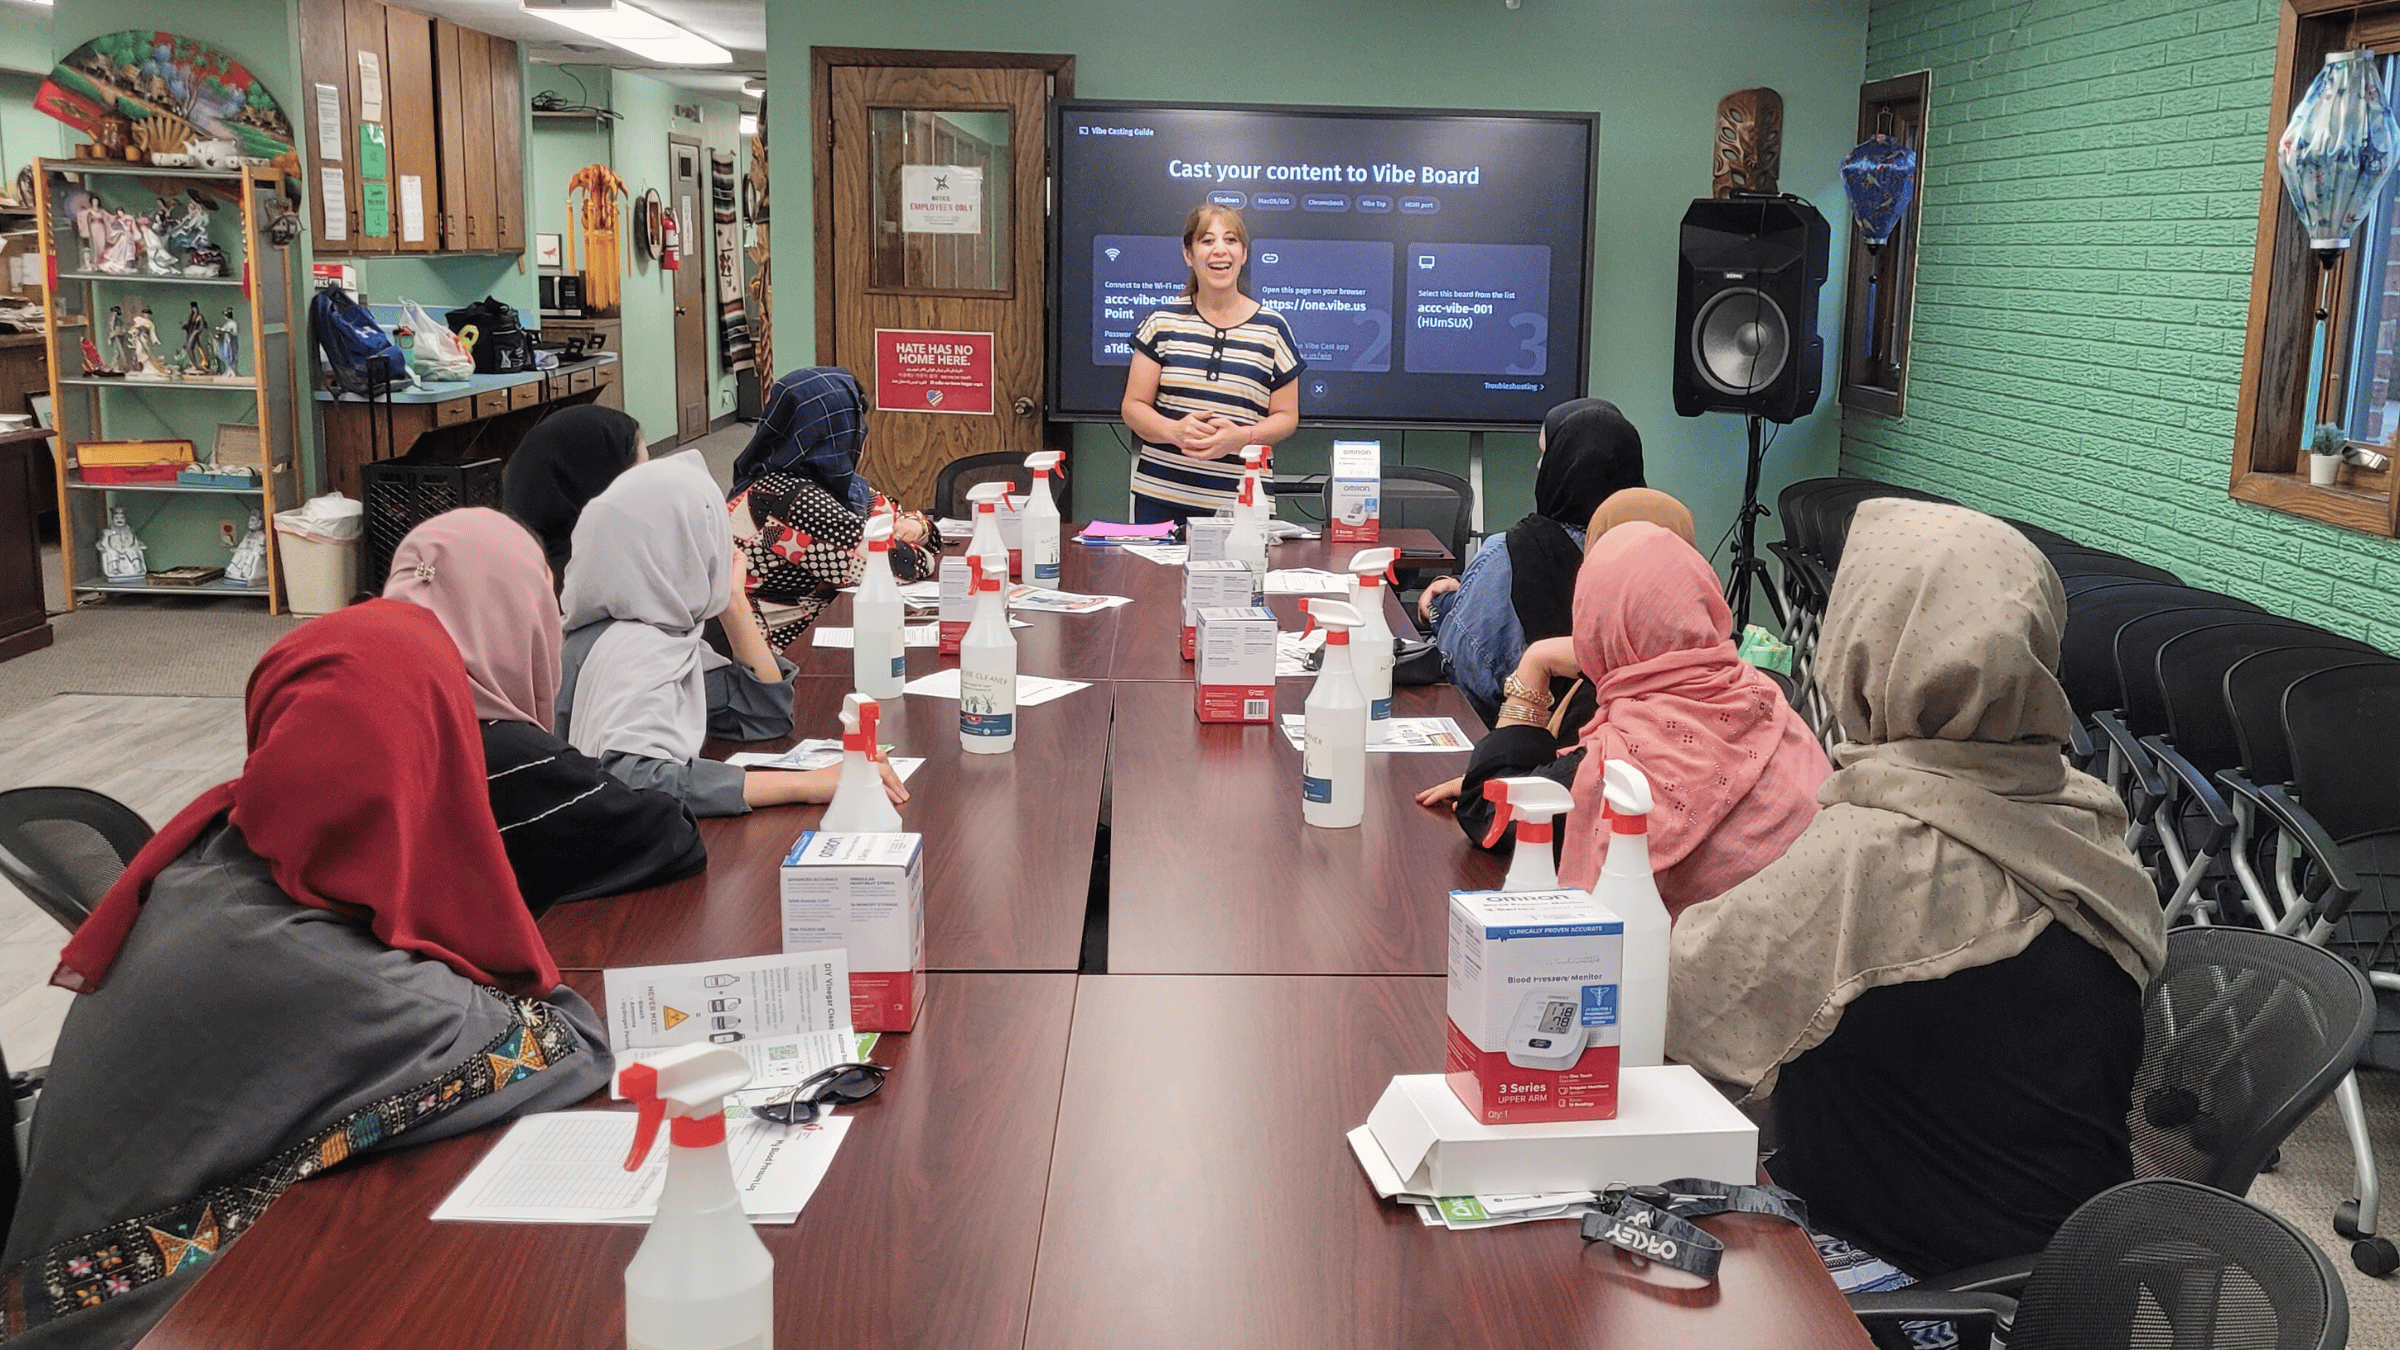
top-left (1845, 0), bottom-right (2400, 652)
top-left (765, 0), bottom-right (1869, 545)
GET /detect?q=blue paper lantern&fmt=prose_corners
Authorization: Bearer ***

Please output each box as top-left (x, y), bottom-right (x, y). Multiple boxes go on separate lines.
top-left (2279, 49), bottom-right (2400, 263)
top-left (1840, 133), bottom-right (1918, 252)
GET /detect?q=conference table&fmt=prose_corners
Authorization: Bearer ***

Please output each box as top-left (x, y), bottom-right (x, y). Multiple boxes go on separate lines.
top-left (134, 532), bottom-right (1872, 1350)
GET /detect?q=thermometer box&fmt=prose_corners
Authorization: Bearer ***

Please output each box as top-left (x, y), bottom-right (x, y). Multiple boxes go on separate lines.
top-left (995, 494), bottom-right (1029, 579)
top-left (1187, 517), bottom-right (1235, 562)
top-left (780, 830), bottom-right (925, 1031)
top-left (937, 555), bottom-right (972, 654)
top-left (1182, 559), bottom-right (1254, 661)
top-left (1328, 439), bottom-right (1381, 543)
top-left (1193, 605), bottom-right (1277, 724)
top-left (1446, 888), bottom-right (1624, 1124)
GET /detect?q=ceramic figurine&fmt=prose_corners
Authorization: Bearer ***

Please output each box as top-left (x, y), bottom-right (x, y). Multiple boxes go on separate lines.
top-left (215, 310), bottom-right (241, 379)
top-left (97, 507), bottom-right (148, 582)
top-left (127, 307), bottom-right (166, 377)
top-left (225, 509), bottom-right (266, 588)
top-left (184, 235), bottom-right (227, 278)
top-left (182, 302), bottom-right (214, 374)
top-left (92, 209), bottom-right (140, 274)
top-left (140, 205), bottom-right (178, 276)
top-left (104, 306), bottom-right (132, 372)
top-left (80, 336), bottom-right (115, 377)
top-left (69, 193), bottom-right (109, 268)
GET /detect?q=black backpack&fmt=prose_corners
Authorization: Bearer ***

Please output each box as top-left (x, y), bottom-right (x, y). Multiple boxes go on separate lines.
top-left (444, 296), bottom-right (534, 375)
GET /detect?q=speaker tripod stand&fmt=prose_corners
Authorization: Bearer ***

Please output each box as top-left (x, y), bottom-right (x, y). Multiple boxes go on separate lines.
top-left (1723, 413), bottom-right (1785, 637)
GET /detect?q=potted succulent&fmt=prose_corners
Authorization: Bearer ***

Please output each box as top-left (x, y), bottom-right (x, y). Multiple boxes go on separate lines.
top-left (2310, 422), bottom-right (2345, 486)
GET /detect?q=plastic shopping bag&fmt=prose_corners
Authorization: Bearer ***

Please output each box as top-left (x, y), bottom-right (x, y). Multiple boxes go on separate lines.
top-left (398, 298), bottom-right (477, 382)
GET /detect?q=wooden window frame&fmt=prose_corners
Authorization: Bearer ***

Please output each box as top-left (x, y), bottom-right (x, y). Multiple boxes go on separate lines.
top-left (2231, 1), bottom-right (2400, 535)
top-left (1838, 70), bottom-right (1929, 418)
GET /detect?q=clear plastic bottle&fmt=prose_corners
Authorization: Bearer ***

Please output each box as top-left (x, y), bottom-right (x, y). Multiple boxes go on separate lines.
top-left (1227, 467), bottom-right (1269, 600)
top-left (1023, 450), bottom-right (1064, 582)
top-left (852, 513), bottom-right (906, 699)
top-left (621, 1046), bottom-right (773, 1350)
top-left (963, 481), bottom-right (1010, 580)
top-left (958, 554), bottom-right (1017, 754)
top-left (1301, 598), bottom-right (1366, 829)
top-left (1595, 759), bottom-right (1669, 1068)
top-left (821, 692), bottom-right (902, 833)
top-left (1345, 546), bottom-right (1399, 742)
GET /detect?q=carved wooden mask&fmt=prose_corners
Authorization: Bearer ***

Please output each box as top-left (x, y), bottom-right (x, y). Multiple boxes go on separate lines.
top-left (1714, 87), bottom-right (1785, 197)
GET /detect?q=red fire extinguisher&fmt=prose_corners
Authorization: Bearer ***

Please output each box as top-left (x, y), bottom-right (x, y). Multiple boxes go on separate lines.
top-left (660, 208), bottom-right (681, 271)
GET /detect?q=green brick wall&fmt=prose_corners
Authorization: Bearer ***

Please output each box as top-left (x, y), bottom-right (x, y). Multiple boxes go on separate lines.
top-left (1845, 0), bottom-right (2400, 651)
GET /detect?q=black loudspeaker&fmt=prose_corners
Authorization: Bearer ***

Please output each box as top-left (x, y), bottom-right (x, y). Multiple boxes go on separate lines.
top-left (1672, 195), bottom-right (1831, 423)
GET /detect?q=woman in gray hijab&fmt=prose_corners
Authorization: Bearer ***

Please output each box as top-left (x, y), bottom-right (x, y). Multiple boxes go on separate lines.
top-left (554, 454), bottom-right (863, 814)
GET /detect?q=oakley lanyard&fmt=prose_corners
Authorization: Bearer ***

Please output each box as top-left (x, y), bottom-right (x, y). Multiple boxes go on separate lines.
top-left (1578, 1178), bottom-right (1810, 1282)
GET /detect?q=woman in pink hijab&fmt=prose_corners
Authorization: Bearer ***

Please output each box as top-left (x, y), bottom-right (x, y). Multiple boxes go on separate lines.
top-left (1553, 522), bottom-right (1828, 916)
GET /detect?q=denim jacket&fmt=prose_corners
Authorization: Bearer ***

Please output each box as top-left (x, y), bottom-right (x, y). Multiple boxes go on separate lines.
top-left (1431, 527), bottom-right (1582, 725)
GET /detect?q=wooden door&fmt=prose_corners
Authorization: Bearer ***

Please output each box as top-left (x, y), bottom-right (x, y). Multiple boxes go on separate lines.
top-left (457, 27), bottom-right (496, 251)
top-left (490, 40), bottom-right (525, 252)
top-left (671, 134), bottom-right (708, 441)
top-left (298, 0), bottom-right (352, 254)
top-left (432, 20), bottom-right (467, 250)
top-left (343, 0), bottom-right (392, 255)
top-left (821, 55), bottom-right (1063, 512)
top-left (383, 5), bottom-right (436, 253)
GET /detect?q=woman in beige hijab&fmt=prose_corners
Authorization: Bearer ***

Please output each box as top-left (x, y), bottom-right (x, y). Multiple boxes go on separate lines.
top-left (1669, 499), bottom-right (2166, 1279)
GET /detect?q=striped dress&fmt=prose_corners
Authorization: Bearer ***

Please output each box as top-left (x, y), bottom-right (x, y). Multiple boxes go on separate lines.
top-left (1128, 302), bottom-right (1305, 517)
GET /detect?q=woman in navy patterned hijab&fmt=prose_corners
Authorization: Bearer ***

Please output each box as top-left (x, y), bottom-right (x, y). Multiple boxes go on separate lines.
top-left (731, 366), bottom-right (874, 513)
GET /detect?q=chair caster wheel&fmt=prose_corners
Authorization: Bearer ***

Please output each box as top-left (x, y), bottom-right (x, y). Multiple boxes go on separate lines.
top-left (2337, 1199), bottom-right (2366, 1240)
top-left (2261, 1146), bottom-right (2281, 1173)
top-left (2353, 1236), bottom-right (2399, 1277)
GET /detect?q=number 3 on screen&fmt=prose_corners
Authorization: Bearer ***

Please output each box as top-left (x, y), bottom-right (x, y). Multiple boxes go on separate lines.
top-left (1507, 312), bottom-right (1548, 377)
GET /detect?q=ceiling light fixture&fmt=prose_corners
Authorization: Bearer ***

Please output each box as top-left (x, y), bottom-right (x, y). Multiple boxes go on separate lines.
top-left (739, 112), bottom-right (758, 137)
top-left (518, 0), bottom-right (731, 65)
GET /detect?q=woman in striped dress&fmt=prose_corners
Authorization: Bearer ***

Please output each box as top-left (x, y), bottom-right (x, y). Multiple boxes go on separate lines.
top-left (1119, 205), bottom-right (1303, 522)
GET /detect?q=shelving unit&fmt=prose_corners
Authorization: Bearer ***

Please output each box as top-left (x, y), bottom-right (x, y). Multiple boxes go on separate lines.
top-left (36, 160), bottom-right (305, 613)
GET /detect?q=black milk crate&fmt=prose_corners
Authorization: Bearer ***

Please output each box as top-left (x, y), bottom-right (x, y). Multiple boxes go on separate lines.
top-left (360, 455), bottom-right (503, 590)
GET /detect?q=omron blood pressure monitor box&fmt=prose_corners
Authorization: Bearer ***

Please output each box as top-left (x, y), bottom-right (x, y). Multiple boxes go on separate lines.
top-left (780, 831), bottom-right (925, 1031)
top-left (1446, 889), bottom-right (1623, 1123)
top-left (1194, 605), bottom-right (1276, 723)
top-left (1328, 439), bottom-right (1381, 543)
top-left (937, 555), bottom-right (971, 655)
top-left (1186, 517), bottom-right (1234, 562)
top-left (1182, 559), bottom-right (1254, 661)
top-left (995, 494), bottom-right (1028, 579)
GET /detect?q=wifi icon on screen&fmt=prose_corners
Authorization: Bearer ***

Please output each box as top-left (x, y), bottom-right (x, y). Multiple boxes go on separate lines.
top-left (1104, 248), bottom-right (1121, 262)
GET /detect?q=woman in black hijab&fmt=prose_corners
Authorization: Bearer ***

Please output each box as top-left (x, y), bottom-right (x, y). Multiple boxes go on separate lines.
top-left (502, 404), bottom-right (646, 582)
top-left (1420, 397), bottom-right (1645, 724)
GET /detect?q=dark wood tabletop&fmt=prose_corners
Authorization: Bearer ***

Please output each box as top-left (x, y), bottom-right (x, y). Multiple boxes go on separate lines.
top-left (1025, 975), bottom-right (1873, 1350)
top-left (1105, 680), bottom-right (1504, 975)
top-left (137, 971), bottom-right (1079, 1350)
top-left (537, 676), bottom-right (1108, 973)
top-left (1097, 534), bottom-right (1429, 682)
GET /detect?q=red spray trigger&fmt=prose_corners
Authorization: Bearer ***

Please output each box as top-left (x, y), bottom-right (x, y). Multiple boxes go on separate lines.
top-left (1299, 598), bottom-right (1316, 636)
top-left (620, 1061), bottom-right (664, 1170)
top-left (1479, 779), bottom-right (1516, 849)
top-left (1237, 474), bottom-right (1256, 509)
top-left (858, 698), bottom-right (881, 761)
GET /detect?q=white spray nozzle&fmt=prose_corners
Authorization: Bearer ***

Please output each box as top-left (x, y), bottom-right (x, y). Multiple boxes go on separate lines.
top-left (967, 482), bottom-right (1008, 511)
top-left (1300, 597), bottom-right (1364, 636)
top-left (1348, 547), bottom-right (1399, 584)
top-left (863, 513), bottom-right (893, 547)
top-left (619, 1044), bottom-right (752, 1170)
top-left (1024, 450), bottom-right (1063, 474)
top-left (1602, 759), bottom-right (1653, 820)
top-left (1481, 775), bottom-right (1575, 849)
top-left (840, 693), bottom-right (882, 757)
top-left (1240, 444), bottom-right (1266, 467)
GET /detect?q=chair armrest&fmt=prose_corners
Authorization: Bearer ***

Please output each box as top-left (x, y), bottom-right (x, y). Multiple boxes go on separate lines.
top-left (1848, 1290), bottom-right (2012, 1350)
top-left (2141, 735), bottom-right (2235, 853)
top-left (2090, 710), bottom-right (2166, 811)
top-left (1913, 1254), bottom-right (2038, 1297)
top-left (2255, 785), bottom-right (2364, 925)
top-left (2064, 715), bottom-right (2096, 768)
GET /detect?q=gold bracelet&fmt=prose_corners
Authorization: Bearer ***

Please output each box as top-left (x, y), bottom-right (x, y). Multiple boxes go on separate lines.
top-left (1501, 673), bottom-right (1552, 709)
top-left (1496, 699), bottom-right (1550, 727)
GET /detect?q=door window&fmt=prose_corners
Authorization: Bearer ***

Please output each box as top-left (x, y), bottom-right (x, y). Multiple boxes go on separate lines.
top-left (868, 108), bottom-right (1012, 294)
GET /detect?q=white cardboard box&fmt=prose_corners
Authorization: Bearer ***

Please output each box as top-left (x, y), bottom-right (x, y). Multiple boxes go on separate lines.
top-left (1362, 1068), bottom-right (1757, 1198)
top-left (996, 493), bottom-right (1029, 577)
top-left (937, 554), bottom-right (971, 654)
top-left (1328, 439), bottom-right (1380, 542)
top-left (778, 830), bottom-right (925, 1031)
top-left (1446, 888), bottom-right (1624, 1123)
top-left (1187, 516), bottom-right (1234, 562)
top-left (1181, 559), bottom-right (1254, 660)
top-left (1193, 605), bottom-right (1276, 723)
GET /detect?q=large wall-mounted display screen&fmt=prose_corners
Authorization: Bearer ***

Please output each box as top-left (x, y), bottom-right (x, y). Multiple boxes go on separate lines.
top-left (1049, 99), bottom-right (1596, 428)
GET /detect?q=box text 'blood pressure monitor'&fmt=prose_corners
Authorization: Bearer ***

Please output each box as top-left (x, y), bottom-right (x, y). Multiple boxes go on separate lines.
top-left (1328, 439), bottom-right (1381, 543)
top-left (781, 830), bottom-right (925, 1031)
top-left (1446, 888), bottom-right (1623, 1124)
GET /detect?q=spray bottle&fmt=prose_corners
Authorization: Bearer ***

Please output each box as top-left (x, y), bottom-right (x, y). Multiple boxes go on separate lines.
top-left (1233, 445), bottom-right (1272, 528)
top-left (853, 514), bottom-right (906, 699)
top-left (1299, 598), bottom-right (1367, 829)
top-left (1345, 546), bottom-right (1399, 741)
top-left (1596, 759), bottom-right (1668, 1068)
top-left (621, 1045), bottom-right (773, 1350)
top-left (1023, 451), bottom-right (1064, 582)
top-left (1227, 469), bottom-right (1268, 599)
top-left (1479, 775), bottom-right (1575, 893)
top-left (964, 481), bottom-right (1010, 581)
top-left (821, 692), bottom-right (902, 833)
top-left (959, 553), bottom-right (1017, 754)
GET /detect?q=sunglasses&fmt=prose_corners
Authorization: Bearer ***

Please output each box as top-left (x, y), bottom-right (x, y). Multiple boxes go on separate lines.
top-left (749, 1062), bottom-right (888, 1126)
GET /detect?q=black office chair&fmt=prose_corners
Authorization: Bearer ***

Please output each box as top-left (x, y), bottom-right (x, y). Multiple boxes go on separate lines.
top-left (1852, 1178), bottom-right (2349, 1350)
top-left (0, 786), bottom-right (153, 934)
top-left (2041, 544), bottom-right (2181, 586)
top-left (933, 452), bottom-right (1067, 522)
top-left (2060, 585), bottom-right (2261, 808)
top-left (2004, 517), bottom-right (2079, 550)
top-left (1358, 466), bottom-right (1472, 585)
top-left (1814, 482), bottom-right (1955, 572)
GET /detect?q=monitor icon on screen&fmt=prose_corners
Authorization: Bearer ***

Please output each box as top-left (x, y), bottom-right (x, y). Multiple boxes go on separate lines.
top-left (1261, 253), bottom-right (1279, 264)
top-left (1416, 255), bottom-right (1435, 270)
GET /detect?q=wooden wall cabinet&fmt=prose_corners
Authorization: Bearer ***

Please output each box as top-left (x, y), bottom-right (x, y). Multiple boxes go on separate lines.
top-left (302, 0), bottom-right (523, 257)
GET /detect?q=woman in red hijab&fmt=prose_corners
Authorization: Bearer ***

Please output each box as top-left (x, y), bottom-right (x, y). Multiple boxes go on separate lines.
top-left (6, 602), bottom-right (611, 1346)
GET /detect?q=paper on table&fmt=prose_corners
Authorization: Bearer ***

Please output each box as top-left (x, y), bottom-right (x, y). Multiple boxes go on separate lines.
top-left (1265, 569), bottom-right (1350, 595)
top-left (612, 1029), bottom-right (860, 1100)
top-left (811, 621), bottom-right (1019, 648)
top-left (894, 580), bottom-right (942, 603)
top-left (1006, 585), bottom-right (1130, 614)
top-left (720, 740), bottom-right (924, 782)
top-left (603, 951), bottom-right (851, 1049)
top-left (1275, 629), bottom-right (1327, 678)
top-left (1278, 715), bottom-right (1473, 753)
top-left (430, 1111), bottom-right (849, 1225)
top-left (1120, 544), bottom-right (1188, 566)
top-left (901, 668), bottom-right (1090, 706)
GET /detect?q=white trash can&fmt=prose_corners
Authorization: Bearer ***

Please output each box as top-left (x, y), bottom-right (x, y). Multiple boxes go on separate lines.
top-left (273, 493), bottom-right (364, 616)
